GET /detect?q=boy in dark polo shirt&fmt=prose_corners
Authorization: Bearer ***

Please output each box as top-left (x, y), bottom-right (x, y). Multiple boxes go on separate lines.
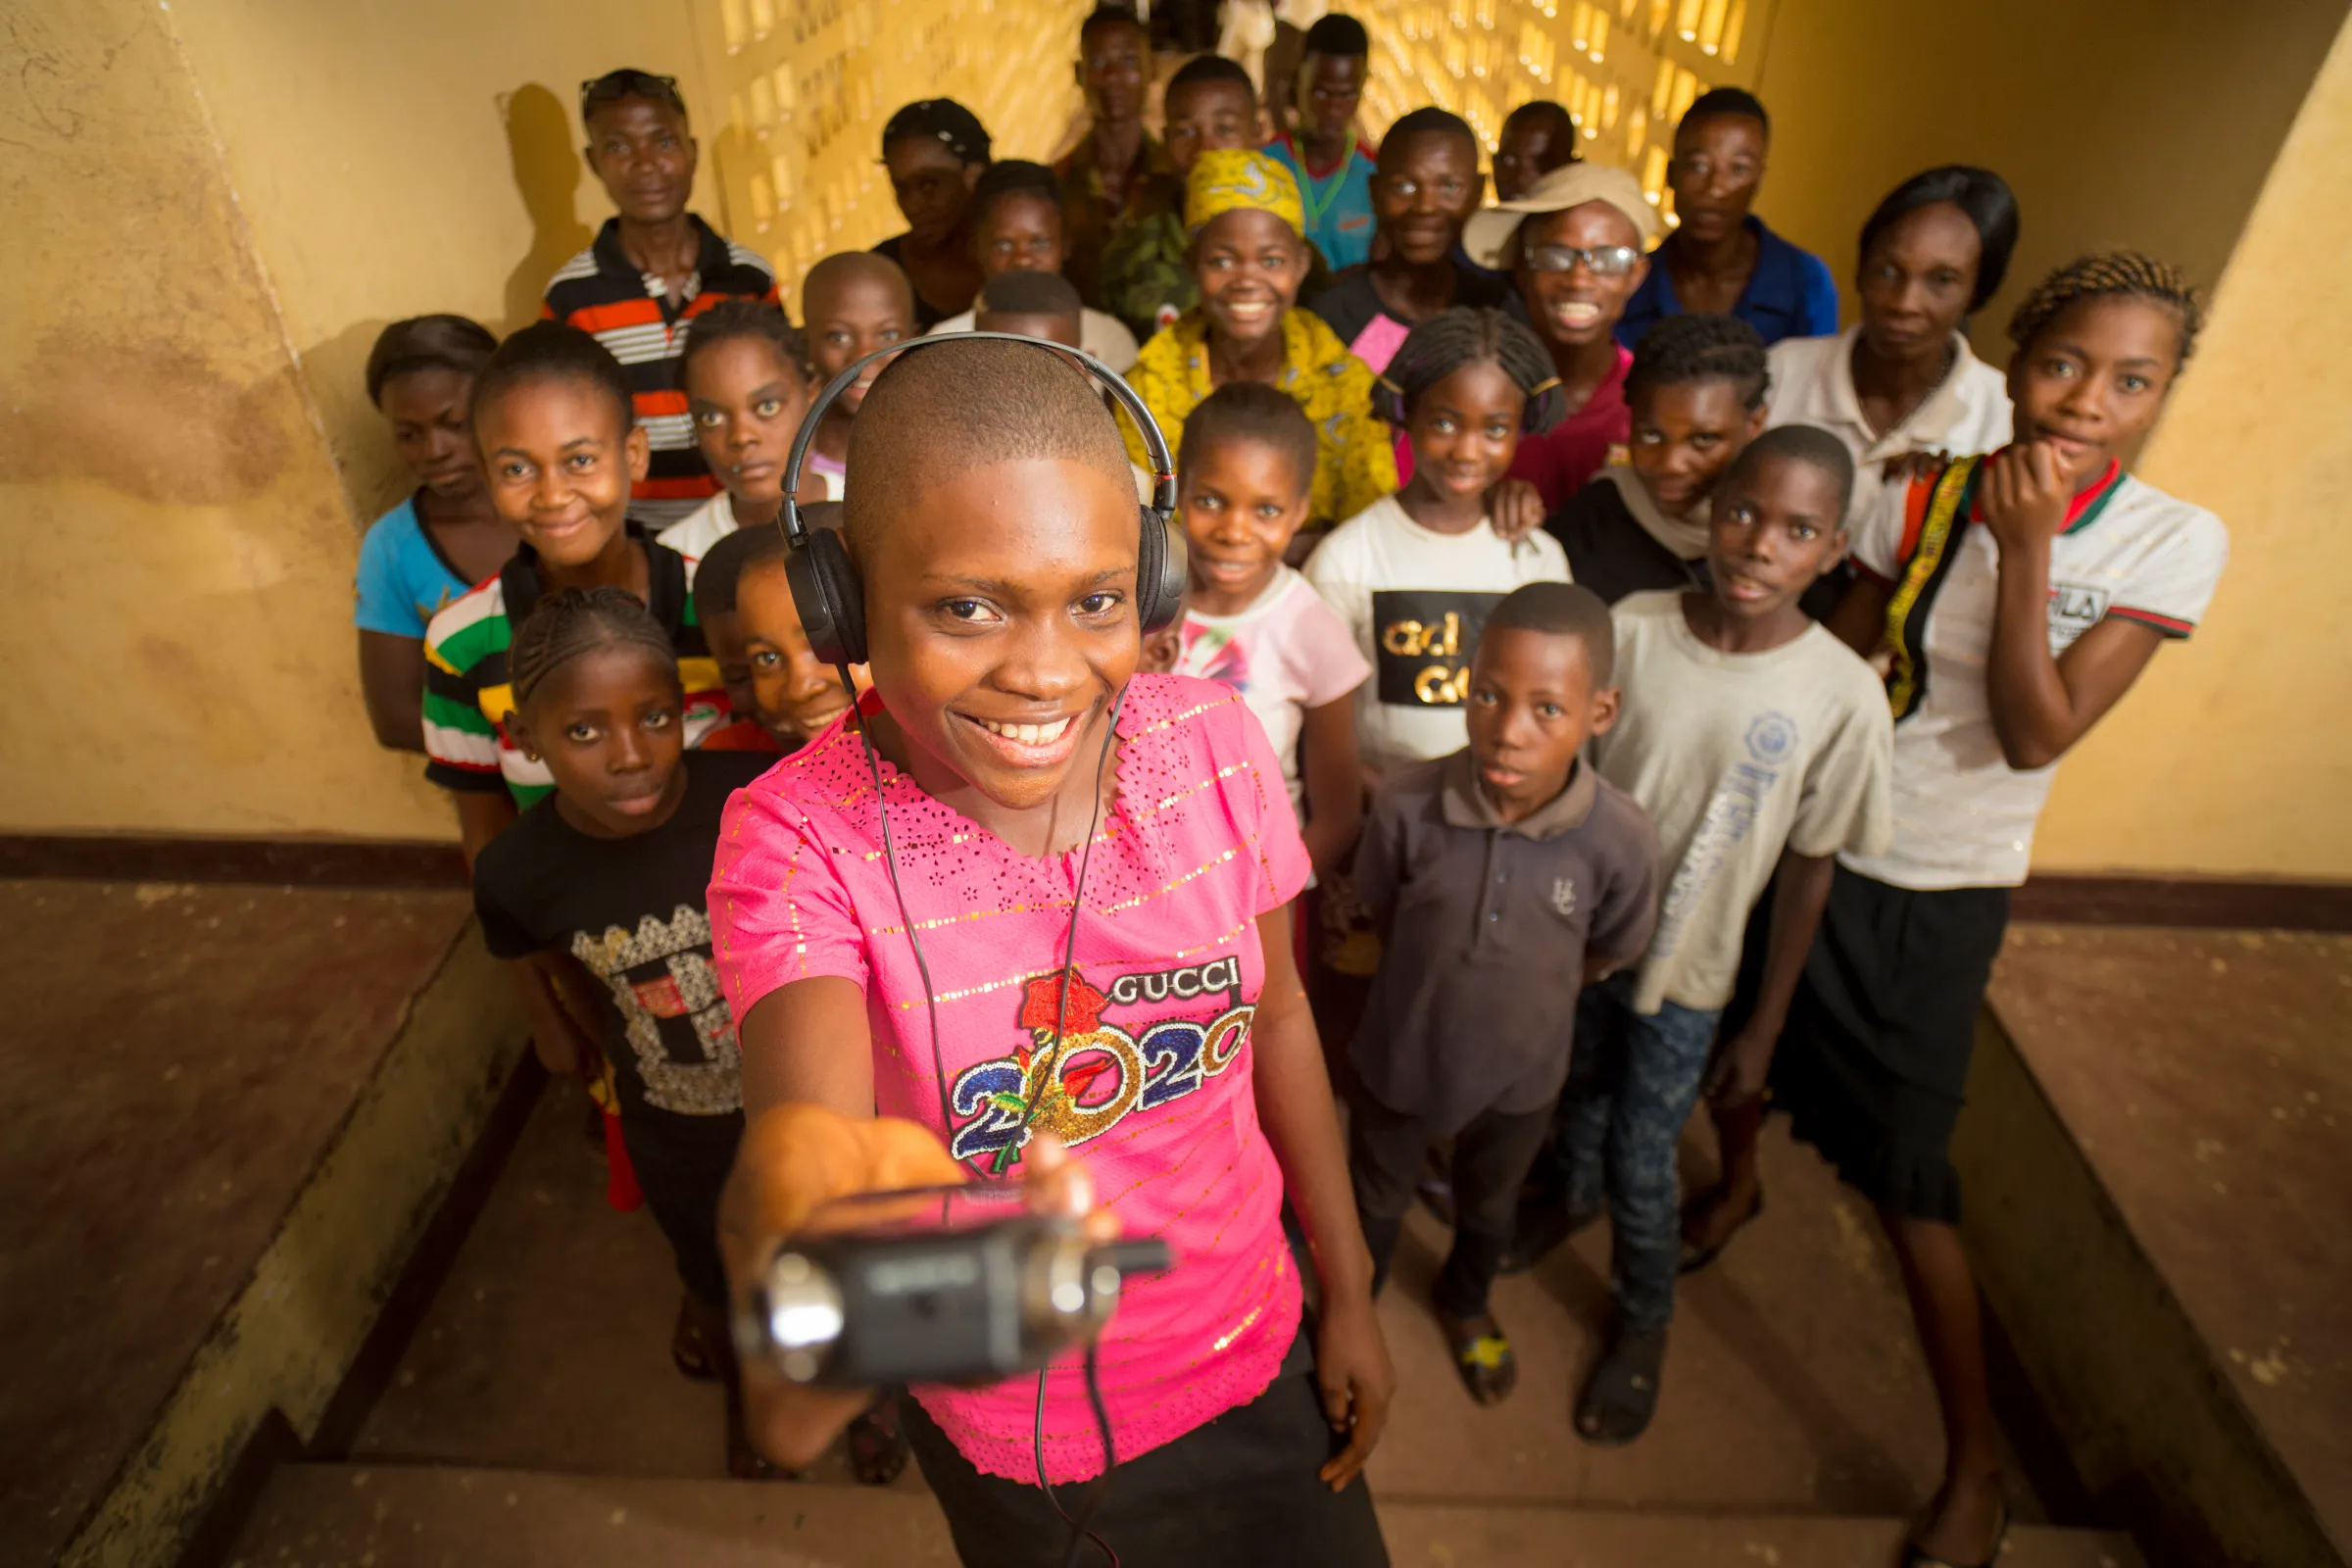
top-left (1348, 581), bottom-right (1659, 1406)
top-left (544, 69), bottom-right (782, 526)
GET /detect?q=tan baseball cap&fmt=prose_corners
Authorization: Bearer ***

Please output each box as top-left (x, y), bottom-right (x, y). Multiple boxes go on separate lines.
top-left (1463, 163), bottom-right (1661, 270)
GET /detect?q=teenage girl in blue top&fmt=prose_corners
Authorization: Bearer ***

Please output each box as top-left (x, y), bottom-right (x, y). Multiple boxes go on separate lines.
top-left (353, 315), bottom-right (516, 750)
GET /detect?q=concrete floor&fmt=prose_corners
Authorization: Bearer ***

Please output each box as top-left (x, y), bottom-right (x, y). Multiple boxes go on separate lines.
top-left (0, 878), bottom-right (475, 1568)
top-left (350, 1072), bottom-right (2041, 1523)
top-left (1989, 923), bottom-right (2352, 1551)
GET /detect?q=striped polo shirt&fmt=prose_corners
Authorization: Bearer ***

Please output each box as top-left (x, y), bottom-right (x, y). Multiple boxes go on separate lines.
top-left (541, 217), bottom-right (781, 526)
top-left (421, 527), bottom-right (725, 808)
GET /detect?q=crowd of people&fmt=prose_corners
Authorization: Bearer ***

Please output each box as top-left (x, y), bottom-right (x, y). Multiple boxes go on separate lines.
top-left (346, 13), bottom-right (2230, 1566)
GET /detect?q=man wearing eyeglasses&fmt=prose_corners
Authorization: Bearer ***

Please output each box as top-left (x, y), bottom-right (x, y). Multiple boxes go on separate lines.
top-left (1462, 163), bottom-right (1660, 511)
top-left (543, 69), bottom-right (782, 526)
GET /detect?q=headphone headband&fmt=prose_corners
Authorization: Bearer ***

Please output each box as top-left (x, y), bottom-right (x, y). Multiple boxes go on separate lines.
top-left (779, 331), bottom-right (1178, 544)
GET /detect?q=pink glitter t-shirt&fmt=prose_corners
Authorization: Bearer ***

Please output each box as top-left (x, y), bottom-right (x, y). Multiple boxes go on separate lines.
top-left (709, 673), bottom-right (1310, 1484)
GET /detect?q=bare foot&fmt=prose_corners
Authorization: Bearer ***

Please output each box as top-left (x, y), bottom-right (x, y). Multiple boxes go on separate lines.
top-left (1678, 1181), bottom-right (1762, 1272)
top-left (1907, 1468), bottom-right (2006, 1566)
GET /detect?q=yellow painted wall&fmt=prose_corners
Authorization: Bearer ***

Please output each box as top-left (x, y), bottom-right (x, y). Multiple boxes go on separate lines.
top-left (1, 0), bottom-right (1081, 842)
top-left (2032, 12), bottom-right (2352, 876)
top-left (1749, 0), bottom-right (2348, 370)
top-left (0, 0), bottom-right (449, 838)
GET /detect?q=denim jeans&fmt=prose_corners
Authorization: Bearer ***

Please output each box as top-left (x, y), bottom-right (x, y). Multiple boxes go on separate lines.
top-left (1550, 973), bottom-right (1722, 1334)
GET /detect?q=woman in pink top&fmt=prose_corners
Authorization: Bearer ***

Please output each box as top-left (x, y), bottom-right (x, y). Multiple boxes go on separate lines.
top-left (710, 338), bottom-right (1390, 1566)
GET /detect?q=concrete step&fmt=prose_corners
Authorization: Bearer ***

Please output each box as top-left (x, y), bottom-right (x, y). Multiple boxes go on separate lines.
top-left (227, 1463), bottom-right (2143, 1568)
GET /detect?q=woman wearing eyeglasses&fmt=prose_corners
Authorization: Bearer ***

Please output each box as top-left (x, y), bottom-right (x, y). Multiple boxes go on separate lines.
top-left (1462, 163), bottom-right (1661, 511)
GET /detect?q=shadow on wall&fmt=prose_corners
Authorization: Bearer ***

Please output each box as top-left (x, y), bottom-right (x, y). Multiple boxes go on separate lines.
top-left (502, 81), bottom-right (594, 333)
top-left (305, 316), bottom-right (397, 528)
top-left (299, 83), bottom-right (594, 534)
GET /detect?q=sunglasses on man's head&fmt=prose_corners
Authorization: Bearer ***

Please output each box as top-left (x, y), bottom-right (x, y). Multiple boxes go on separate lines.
top-left (580, 72), bottom-right (682, 115)
top-left (1525, 242), bottom-right (1642, 277)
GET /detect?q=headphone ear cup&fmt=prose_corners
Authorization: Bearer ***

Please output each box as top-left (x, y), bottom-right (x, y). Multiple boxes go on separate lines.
top-left (1135, 505), bottom-right (1186, 634)
top-left (784, 525), bottom-right (868, 668)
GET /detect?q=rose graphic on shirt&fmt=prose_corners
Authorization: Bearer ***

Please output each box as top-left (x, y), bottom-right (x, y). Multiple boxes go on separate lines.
top-left (949, 959), bottom-right (1256, 1171)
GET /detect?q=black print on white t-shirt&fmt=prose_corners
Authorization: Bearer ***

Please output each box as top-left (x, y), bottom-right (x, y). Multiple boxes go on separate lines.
top-left (1372, 589), bottom-right (1506, 708)
top-left (571, 904), bottom-right (742, 1115)
top-left (2047, 583), bottom-right (2110, 640)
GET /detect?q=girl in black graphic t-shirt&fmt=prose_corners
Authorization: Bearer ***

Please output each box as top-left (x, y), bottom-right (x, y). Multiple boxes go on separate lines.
top-left (469, 587), bottom-right (904, 1483)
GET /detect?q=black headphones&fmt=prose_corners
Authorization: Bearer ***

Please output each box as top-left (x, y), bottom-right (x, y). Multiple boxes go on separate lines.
top-left (777, 331), bottom-right (1186, 668)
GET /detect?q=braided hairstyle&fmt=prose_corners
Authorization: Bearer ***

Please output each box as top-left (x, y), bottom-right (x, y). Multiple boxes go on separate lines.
top-left (2007, 251), bottom-right (2203, 365)
top-left (1373, 307), bottom-right (1566, 434)
top-left (679, 299), bottom-right (808, 394)
top-left (509, 587), bottom-right (679, 711)
top-left (1625, 312), bottom-right (1769, 411)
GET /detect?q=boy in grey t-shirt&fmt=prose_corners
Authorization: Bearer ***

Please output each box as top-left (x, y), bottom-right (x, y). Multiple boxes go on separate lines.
top-left (1522, 427), bottom-right (1892, 1445)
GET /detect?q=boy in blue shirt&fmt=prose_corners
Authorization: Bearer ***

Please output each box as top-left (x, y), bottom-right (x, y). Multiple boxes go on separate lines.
top-left (1615, 88), bottom-right (1837, 350)
top-left (1265, 15), bottom-right (1378, 270)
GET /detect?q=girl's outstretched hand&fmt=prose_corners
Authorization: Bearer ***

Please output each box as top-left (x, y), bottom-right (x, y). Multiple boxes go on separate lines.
top-left (720, 1103), bottom-right (967, 1469)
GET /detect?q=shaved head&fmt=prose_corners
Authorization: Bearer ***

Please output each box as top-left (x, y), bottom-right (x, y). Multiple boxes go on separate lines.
top-left (844, 337), bottom-right (1133, 555)
top-left (804, 251), bottom-right (914, 318)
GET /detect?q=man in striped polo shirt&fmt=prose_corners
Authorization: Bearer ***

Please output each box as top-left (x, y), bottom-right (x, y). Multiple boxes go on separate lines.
top-left (545, 69), bottom-right (783, 527)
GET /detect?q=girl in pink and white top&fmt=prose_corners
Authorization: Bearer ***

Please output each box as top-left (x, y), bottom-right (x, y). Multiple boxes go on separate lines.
top-left (710, 338), bottom-right (1390, 1568)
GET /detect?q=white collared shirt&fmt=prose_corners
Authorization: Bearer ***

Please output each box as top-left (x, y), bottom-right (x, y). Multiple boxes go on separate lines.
top-left (1766, 325), bottom-right (2012, 472)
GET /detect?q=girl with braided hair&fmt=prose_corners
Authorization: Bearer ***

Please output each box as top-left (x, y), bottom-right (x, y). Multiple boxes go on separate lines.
top-left (1687, 252), bottom-right (2229, 1568)
top-left (1305, 305), bottom-right (1571, 780)
top-left (471, 587), bottom-right (909, 1487)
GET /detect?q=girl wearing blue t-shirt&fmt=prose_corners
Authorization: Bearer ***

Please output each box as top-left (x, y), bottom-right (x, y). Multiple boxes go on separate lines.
top-left (354, 315), bottom-right (516, 751)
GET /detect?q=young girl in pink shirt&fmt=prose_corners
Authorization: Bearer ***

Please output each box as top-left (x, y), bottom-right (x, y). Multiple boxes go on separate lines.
top-left (708, 337), bottom-right (1390, 1566)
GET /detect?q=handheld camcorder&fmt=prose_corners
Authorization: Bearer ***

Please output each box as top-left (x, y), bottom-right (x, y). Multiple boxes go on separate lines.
top-left (734, 1183), bottom-right (1173, 1387)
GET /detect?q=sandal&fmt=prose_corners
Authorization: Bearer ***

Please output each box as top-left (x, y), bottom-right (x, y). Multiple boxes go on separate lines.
top-left (1678, 1186), bottom-right (1764, 1275)
top-left (670, 1294), bottom-right (719, 1382)
top-left (1901, 1498), bottom-right (2009, 1568)
top-left (1497, 1196), bottom-right (1600, 1276)
top-left (847, 1394), bottom-right (912, 1485)
top-left (1437, 1308), bottom-right (1519, 1405)
top-left (1574, 1323), bottom-right (1666, 1446)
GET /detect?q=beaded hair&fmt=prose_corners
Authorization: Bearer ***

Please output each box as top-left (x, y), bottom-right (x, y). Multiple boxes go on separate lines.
top-left (1625, 312), bottom-right (1770, 412)
top-left (2007, 251), bottom-right (2203, 364)
top-left (1372, 306), bottom-right (1566, 434)
top-left (679, 299), bottom-right (808, 392)
top-left (510, 587), bottom-right (679, 710)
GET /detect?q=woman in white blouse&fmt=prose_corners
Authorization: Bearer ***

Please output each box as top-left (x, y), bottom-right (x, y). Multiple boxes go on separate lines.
top-left (1763, 167), bottom-right (2020, 475)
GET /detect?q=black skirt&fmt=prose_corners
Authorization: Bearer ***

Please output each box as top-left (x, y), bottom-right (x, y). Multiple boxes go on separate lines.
top-left (905, 1325), bottom-right (1390, 1568)
top-left (1765, 864), bottom-right (2011, 1223)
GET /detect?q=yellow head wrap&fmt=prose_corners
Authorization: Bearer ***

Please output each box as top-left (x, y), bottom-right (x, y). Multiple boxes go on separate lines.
top-left (1185, 148), bottom-right (1305, 237)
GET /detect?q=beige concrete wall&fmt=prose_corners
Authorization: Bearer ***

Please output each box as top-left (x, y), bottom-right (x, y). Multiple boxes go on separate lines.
top-left (0, 0), bottom-right (450, 837)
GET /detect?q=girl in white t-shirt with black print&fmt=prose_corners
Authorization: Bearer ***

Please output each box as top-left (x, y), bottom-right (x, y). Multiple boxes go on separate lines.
top-left (1696, 253), bottom-right (2228, 1568)
top-left (1304, 306), bottom-right (1574, 780)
